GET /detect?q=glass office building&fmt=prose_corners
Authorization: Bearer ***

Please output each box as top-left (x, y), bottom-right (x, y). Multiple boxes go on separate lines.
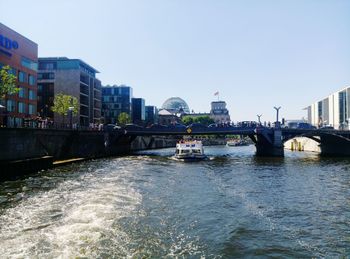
top-left (145, 105), bottom-right (157, 125)
top-left (132, 98), bottom-right (145, 125)
top-left (101, 85), bottom-right (133, 124)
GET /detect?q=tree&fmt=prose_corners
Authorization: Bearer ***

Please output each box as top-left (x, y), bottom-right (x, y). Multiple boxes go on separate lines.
top-left (182, 115), bottom-right (194, 125)
top-left (193, 115), bottom-right (214, 126)
top-left (51, 93), bottom-right (78, 123)
top-left (0, 65), bottom-right (18, 100)
top-left (182, 115), bottom-right (214, 126)
top-left (118, 112), bottom-right (131, 125)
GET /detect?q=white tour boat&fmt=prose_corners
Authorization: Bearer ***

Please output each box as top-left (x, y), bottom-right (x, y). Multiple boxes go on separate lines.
top-left (226, 139), bottom-right (249, 147)
top-left (174, 140), bottom-right (207, 161)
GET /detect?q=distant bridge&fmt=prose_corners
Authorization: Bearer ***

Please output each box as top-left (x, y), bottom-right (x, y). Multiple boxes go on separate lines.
top-left (121, 126), bottom-right (350, 157)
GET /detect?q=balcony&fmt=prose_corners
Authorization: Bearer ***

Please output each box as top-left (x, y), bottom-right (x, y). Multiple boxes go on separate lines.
top-left (80, 74), bottom-right (89, 85)
top-left (80, 94), bottom-right (89, 106)
top-left (94, 100), bottom-right (101, 109)
top-left (80, 84), bottom-right (89, 96)
top-left (80, 105), bottom-right (89, 116)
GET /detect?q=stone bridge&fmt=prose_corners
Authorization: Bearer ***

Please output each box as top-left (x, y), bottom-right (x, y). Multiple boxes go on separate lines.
top-left (123, 126), bottom-right (350, 157)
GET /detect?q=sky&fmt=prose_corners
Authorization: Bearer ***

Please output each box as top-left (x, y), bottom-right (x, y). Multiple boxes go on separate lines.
top-left (1, 0), bottom-right (350, 122)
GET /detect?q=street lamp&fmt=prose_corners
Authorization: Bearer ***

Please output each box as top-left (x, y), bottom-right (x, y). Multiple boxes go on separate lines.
top-left (68, 106), bottom-right (74, 129)
top-left (273, 106), bottom-right (281, 128)
top-left (257, 114), bottom-right (262, 125)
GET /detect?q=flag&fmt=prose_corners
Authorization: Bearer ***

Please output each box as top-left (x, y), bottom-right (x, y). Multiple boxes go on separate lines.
top-left (214, 91), bottom-right (219, 96)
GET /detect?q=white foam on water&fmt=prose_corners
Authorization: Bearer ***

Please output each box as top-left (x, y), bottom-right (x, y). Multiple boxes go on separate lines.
top-left (0, 165), bottom-right (142, 258)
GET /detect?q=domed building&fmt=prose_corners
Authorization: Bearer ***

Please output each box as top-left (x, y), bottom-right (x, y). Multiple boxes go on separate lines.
top-left (161, 97), bottom-right (190, 114)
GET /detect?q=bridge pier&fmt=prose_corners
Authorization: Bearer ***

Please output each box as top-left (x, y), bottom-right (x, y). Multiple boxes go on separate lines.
top-left (255, 128), bottom-right (284, 157)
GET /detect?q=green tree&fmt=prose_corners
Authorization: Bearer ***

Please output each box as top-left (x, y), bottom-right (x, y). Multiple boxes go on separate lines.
top-left (181, 115), bottom-right (194, 125)
top-left (182, 115), bottom-right (214, 126)
top-left (0, 65), bottom-right (18, 100)
top-left (51, 93), bottom-right (78, 123)
top-left (118, 112), bottom-right (131, 125)
top-left (193, 115), bottom-right (214, 126)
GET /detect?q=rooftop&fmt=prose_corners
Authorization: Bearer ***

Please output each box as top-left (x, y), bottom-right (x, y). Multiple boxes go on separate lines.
top-left (38, 57), bottom-right (99, 73)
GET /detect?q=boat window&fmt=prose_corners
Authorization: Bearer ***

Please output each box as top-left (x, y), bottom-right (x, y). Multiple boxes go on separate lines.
top-left (181, 150), bottom-right (190, 154)
top-left (192, 149), bottom-right (201, 154)
top-left (176, 150), bottom-right (179, 154)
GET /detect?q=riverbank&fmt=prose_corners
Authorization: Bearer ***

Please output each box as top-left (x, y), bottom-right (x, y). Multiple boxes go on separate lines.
top-left (0, 128), bottom-right (178, 180)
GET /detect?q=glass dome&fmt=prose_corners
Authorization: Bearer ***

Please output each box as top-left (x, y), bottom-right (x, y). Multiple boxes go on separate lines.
top-left (161, 97), bottom-right (190, 114)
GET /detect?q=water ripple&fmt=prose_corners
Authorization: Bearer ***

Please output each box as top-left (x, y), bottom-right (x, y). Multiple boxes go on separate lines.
top-left (0, 146), bottom-right (349, 257)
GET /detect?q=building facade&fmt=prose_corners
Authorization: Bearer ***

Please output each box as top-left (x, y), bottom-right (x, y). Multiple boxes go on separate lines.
top-left (185, 101), bottom-right (231, 124)
top-left (306, 86), bottom-right (350, 129)
top-left (101, 85), bottom-right (133, 124)
top-left (145, 105), bottom-right (157, 125)
top-left (0, 23), bottom-right (38, 127)
top-left (210, 101), bottom-right (230, 123)
top-left (158, 109), bottom-right (180, 125)
top-left (131, 98), bottom-right (145, 125)
top-left (37, 57), bottom-right (101, 127)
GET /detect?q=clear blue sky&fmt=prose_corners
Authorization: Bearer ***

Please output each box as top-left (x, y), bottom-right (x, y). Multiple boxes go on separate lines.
top-left (2, 0), bottom-right (349, 122)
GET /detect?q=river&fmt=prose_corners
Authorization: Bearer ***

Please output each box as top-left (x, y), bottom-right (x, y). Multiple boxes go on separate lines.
top-left (0, 145), bottom-right (349, 258)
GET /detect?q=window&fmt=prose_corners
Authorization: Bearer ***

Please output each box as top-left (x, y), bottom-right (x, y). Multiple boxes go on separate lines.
top-left (9, 67), bottom-right (16, 75)
top-left (38, 62), bottom-right (56, 70)
top-left (18, 102), bottom-right (26, 113)
top-left (19, 71), bottom-right (26, 83)
top-left (339, 91), bottom-right (347, 124)
top-left (58, 60), bottom-right (79, 70)
top-left (21, 57), bottom-right (38, 71)
top-left (1, 64), bottom-right (17, 75)
top-left (15, 118), bottom-right (23, 127)
top-left (28, 104), bottom-right (36, 115)
top-left (38, 72), bottom-right (54, 80)
top-left (29, 90), bottom-right (36, 100)
top-left (28, 75), bottom-right (35, 85)
top-left (6, 100), bottom-right (16, 112)
top-left (18, 87), bottom-right (26, 98)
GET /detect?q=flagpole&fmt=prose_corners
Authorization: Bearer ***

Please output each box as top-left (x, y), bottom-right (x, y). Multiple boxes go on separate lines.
top-left (214, 91), bottom-right (220, 101)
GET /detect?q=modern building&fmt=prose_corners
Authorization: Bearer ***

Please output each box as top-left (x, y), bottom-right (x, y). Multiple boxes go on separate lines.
top-left (37, 57), bottom-right (101, 127)
top-left (131, 98), bottom-right (145, 125)
top-left (0, 23), bottom-right (38, 127)
top-left (101, 85), bottom-right (133, 124)
top-left (162, 97), bottom-right (190, 114)
top-left (145, 105), bottom-right (157, 125)
top-left (306, 86), bottom-right (350, 129)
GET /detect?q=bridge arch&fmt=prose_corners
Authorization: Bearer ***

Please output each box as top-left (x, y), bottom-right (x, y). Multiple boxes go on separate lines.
top-left (282, 131), bottom-right (350, 156)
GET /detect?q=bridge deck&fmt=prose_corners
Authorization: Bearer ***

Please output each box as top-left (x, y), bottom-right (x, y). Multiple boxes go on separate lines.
top-left (122, 126), bottom-right (350, 137)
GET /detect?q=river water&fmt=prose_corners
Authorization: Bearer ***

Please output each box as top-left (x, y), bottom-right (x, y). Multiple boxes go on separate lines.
top-left (0, 145), bottom-right (349, 258)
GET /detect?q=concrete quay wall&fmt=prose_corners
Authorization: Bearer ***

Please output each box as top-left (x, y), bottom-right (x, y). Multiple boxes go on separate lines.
top-left (0, 128), bottom-right (107, 161)
top-left (0, 128), bottom-right (176, 178)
